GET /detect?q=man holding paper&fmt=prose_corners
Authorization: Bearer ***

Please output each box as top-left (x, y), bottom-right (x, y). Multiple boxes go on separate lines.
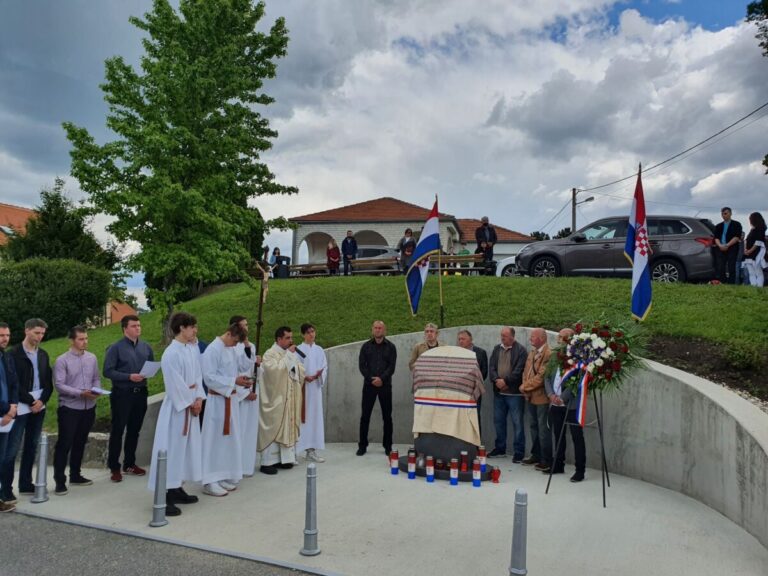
top-left (104, 315), bottom-right (155, 483)
top-left (7, 318), bottom-right (53, 496)
top-left (53, 326), bottom-right (102, 495)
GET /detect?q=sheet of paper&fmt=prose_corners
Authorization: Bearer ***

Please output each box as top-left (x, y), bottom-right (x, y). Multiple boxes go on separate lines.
top-left (0, 419), bottom-right (14, 433)
top-left (91, 387), bottom-right (112, 396)
top-left (139, 361), bottom-right (162, 379)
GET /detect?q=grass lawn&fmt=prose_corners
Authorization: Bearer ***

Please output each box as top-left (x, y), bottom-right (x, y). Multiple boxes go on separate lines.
top-left (34, 275), bottom-right (768, 430)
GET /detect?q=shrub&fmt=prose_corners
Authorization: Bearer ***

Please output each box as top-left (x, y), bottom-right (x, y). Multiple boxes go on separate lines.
top-left (0, 258), bottom-right (111, 343)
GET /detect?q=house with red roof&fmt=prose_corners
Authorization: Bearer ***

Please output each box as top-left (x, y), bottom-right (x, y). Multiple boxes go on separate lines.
top-left (0, 202), bottom-right (36, 246)
top-left (288, 197), bottom-right (532, 264)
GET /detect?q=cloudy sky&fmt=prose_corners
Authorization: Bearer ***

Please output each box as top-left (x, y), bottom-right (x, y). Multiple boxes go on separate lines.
top-left (1, 0), bottom-right (766, 303)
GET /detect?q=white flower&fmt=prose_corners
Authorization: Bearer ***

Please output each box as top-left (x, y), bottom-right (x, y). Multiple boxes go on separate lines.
top-left (595, 359), bottom-right (604, 367)
top-left (595, 338), bottom-right (606, 348)
top-left (590, 333), bottom-right (598, 341)
top-left (568, 359), bottom-right (575, 365)
top-left (587, 363), bottom-right (595, 373)
top-left (601, 351), bottom-right (611, 359)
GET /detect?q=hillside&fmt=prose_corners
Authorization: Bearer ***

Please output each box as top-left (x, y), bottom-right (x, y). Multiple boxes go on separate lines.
top-left (33, 275), bottom-right (768, 429)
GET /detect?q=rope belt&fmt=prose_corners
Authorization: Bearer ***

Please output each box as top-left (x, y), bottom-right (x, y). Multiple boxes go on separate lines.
top-left (208, 388), bottom-right (232, 435)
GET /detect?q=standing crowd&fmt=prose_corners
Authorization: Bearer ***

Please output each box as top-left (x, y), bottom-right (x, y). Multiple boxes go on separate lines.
top-left (0, 315), bottom-right (328, 516)
top-left (713, 208), bottom-right (767, 287)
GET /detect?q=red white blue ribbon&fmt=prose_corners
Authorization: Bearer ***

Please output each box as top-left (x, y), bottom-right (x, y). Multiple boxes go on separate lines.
top-left (576, 370), bottom-right (591, 427)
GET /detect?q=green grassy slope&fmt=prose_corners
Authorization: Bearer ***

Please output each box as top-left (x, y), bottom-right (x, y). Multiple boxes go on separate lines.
top-left (33, 275), bottom-right (768, 429)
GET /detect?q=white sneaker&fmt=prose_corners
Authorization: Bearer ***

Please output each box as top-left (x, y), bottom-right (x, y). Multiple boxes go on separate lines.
top-left (219, 480), bottom-right (238, 491)
top-left (306, 450), bottom-right (325, 463)
top-left (203, 482), bottom-right (228, 497)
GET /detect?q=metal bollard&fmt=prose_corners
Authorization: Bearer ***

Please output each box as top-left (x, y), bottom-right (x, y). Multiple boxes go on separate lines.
top-left (508, 489), bottom-right (528, 575)
top-left (299, 462), bottom-right (320, 556)
top-left (31, 433), bottom-right (49, 503)
top-left (149, 450), bottom-right (168, 527)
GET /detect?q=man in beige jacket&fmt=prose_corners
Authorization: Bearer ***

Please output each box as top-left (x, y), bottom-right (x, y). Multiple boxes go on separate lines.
top-left (520, 328), bottom-right (552, 472)
top-left (408, 323), bottom-right (445, 371)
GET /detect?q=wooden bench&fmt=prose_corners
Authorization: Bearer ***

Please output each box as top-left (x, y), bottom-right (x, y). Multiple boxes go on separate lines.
top-left (350, 257), bottom-right (401, 275)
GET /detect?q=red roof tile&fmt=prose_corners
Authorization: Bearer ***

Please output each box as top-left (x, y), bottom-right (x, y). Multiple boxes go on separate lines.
top-left (456, 219), bottom-right (533, 243)
top-left (290, 197), bottom-right (454, 223)
top-left (0, 202), bottom-right (35, 246)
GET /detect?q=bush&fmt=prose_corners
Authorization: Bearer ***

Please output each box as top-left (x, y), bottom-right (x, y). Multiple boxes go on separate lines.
top-left (0, 258), bottom-right (111, 343)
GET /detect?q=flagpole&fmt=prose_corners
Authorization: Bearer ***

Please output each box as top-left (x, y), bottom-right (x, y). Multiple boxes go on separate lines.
top-left (436, 196), bottom-right (445, 328)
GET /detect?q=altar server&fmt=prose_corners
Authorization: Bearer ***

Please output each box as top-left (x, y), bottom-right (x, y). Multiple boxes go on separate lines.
top-left (147, 313), bottom-right (206, 516)
top-left (296, 323), bottom-right (327, 463)
top-left (200, 322), bottom-right (251, 496)
top-left (229, 315), bottom-right (261, 477)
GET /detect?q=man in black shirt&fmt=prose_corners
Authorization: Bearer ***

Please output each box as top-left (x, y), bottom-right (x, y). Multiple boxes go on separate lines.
top-left (103, 315), bottom-right (155, 482)
top-left (357, 320), bottom-right (397, 456)
top-left (713, 207), bottom-right (743, 284)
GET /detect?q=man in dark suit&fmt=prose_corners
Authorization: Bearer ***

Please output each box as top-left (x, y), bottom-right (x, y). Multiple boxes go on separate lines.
top-left (474, 216), bottom-right (498, 261)
top-left (7, 318), bottom-right (54, 495)
top-left (0, 322), bottom-right (19, 510)
top-left (457, 329), bottom-right (487, 434)
top-left (713, 207), bottom-right (743, 284)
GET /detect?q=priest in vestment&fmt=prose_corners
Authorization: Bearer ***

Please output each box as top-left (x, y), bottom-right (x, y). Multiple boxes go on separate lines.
top-left (258, 326), bottom-right (304, 475)
top-left (229, 315), bottom-right (261, 477)
top-left (296, 323), bottom-right (327, 463)
top-left (200, 322), bottom-right (251, 496)
top-left (147, 312), bottom-right (206, 517)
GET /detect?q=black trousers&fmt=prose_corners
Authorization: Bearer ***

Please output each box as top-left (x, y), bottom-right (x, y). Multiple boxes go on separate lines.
top-left (550, 406), bottom-right (585, 473)
top-left (343, 257), bottom-right (354, 276)
top-left (715, 248), bottom-right (739, 284)
top-left (54, 406), bottom-right (95, 484)
top-left (107, 387), bottom-right (148, 471)
top-left (359, 384), bottom-right (392, 450)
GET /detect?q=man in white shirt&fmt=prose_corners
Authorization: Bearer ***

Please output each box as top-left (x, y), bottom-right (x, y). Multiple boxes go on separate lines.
top-left (296, 323), bottom-right (327, 463)
top-left (200, 322), bottom-right (251, 496)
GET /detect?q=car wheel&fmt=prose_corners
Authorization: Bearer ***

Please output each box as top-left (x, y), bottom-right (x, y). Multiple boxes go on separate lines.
top-left (501, 265), bottom-right (516, 277)
top-left (531, 256), bottom-right (560, 277)
top-left (651, 259), bottom-right (686, 283)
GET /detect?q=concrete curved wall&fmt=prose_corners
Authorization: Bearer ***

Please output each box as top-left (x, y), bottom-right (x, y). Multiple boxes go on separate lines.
top-left (139, 325), bottom-right (768, 549)
top-left (322, 325), bottom-right (768, 549)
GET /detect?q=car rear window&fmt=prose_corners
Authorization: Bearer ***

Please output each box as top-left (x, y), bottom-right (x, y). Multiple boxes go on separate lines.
top-left (647, 219), bottom-right (691, 236)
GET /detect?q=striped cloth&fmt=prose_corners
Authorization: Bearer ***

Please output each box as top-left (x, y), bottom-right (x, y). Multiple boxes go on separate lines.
top-left (412, 346), bottom-right (484, 446)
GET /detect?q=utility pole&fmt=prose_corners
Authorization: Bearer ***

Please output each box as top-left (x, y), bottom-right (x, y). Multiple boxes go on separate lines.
top-left (571, 188), bottom-right (577, 233)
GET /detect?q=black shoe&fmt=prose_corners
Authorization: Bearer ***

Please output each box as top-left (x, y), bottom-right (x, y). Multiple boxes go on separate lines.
top-left (570, 472), bottom-right (585, 483)
top-left (55, 483), bottom-right (68, 496)
top-left (70, 476), bottom-right (93, 486)
top-left (171, 487), bottom-right (199, 504)
top-left (259, 465), bottom-right (278, 475)
top-left (1, 492), bottom-right (17, 505)
top-left (165, 502), bottom-right (182, 517)
top-left (277, 463), bottom-right (294, 469)
top-left (511, 455), bottom-right (523, 464)
top-left (356, 447), bottom-right (366, 456)
top-left (521, 456), bottom-right (538, 466)
top-left (18, 485), bottom-right (35, 495)
top-left (534, 463), bottom-right (551, 472)
top-left (487, 448), bottom-right (506, 458)
top-left (550, 468), bottom-right (565, 475)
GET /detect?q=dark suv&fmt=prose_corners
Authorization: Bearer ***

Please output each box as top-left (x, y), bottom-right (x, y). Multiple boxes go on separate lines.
top-left (516, 215), bottom-right (716, 282)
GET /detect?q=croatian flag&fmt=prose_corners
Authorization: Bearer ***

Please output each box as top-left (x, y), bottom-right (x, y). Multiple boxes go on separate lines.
top-left (405, 199), bottom-right (441, 315)
top-left (576, 370), bottom-right (591, 427)
top-left (624, 167), bottom-right (652, 321)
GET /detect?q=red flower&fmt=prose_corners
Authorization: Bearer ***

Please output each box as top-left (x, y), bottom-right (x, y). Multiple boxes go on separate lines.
top-left (614, 330), bottom-right (624, 338)
top-left (591, 327), bottom-right (599, 334)
top-left (605, 370), bottom-right (613, 380)
top-left (575, 323), bottom-right (583, 333)
top-left (620, 344), bottom-right (629, 354)
top-left (599, 329), bottom-right (610, 338)
top-left (612, 360), bottom-right (622, 371)
top-left (609, 342), bottom-right (618, 350)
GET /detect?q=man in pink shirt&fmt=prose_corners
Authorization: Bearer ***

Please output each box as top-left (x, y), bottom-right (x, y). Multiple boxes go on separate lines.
top-left (53, 326), bottom-right (103, 495)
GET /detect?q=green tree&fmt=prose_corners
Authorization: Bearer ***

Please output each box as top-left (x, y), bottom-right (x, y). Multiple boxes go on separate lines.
top-left (63, 0), bottom-right (296, 334)
top-left (0, 259), bottom-right (112, 342)
top-left (747, 0), bottom-right (768, 172)
top-left (2, 177), bottom-right (124, 289)
top-left (554, 227), bottom-right (572, 239)
top-left (529, 231), bottom-right (551, 241)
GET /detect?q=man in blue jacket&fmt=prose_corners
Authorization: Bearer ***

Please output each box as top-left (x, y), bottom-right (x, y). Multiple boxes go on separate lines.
top-left (341, 230), bottom-right (358, 276)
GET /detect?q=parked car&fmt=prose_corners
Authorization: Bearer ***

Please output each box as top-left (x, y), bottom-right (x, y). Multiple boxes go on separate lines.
top-left (495, 254), bottom-right (519, 277)
top-left (515, 216), bottom-right (716, 283)
top-left (355, 245), bottom-right (401, 271)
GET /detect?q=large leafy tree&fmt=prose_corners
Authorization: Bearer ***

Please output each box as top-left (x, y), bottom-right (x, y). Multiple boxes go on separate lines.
top-left (747, 0), bottom-right (768, 172)
top-left (63, 0), bottom-right (296, 328)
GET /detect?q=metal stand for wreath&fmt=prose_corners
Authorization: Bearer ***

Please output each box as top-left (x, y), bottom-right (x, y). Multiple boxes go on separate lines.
top-left (545, 391), bottom-right (610, 507)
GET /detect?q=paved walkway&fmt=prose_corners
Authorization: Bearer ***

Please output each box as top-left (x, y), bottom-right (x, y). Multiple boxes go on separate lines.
top-left (14, 444), bottom-right (768, 576)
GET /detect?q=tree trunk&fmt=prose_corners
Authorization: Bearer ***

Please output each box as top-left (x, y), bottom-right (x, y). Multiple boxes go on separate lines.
top-left (161, 301), bottom-right (174, 345)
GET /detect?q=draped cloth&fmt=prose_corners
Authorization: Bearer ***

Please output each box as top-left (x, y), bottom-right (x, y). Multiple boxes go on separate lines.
top-left (412, 346), bottom-right (485, 446)
top-left (257, 343), bottom-right (304, 454)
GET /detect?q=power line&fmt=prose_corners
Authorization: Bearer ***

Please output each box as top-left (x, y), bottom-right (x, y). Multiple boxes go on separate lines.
top-left (577, 100), bottom-right (768, 193)
top-left (534, 198), bottom-right (571, 233)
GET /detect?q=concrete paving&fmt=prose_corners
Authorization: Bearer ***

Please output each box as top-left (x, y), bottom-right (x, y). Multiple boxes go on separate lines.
top-left (13, 444), bottom-right (768, 576)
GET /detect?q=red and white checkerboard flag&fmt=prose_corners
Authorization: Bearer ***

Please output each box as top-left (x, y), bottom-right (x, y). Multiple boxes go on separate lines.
top-left (623, 165), bottom-right (652, 321)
